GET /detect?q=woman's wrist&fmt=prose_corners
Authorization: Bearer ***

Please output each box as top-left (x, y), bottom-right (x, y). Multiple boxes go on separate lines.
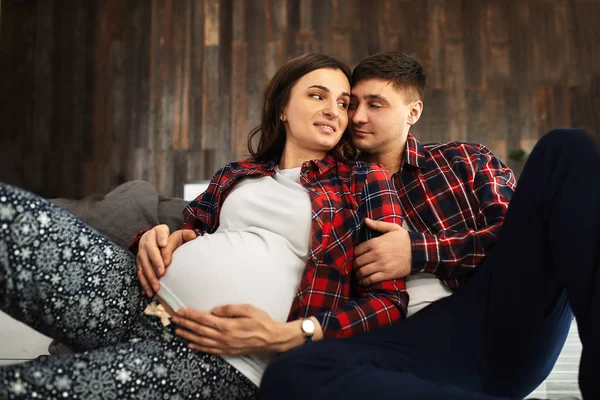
top-left (269, 318), bottom-right (324, 353)
top-left (268, 320), bottom-right (303, 353)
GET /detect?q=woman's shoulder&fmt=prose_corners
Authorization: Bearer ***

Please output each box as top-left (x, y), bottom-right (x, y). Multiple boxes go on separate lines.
top-left (212, 160), bottom-right (273, 179)
top-left (222, 159), bottom-right (266, 170)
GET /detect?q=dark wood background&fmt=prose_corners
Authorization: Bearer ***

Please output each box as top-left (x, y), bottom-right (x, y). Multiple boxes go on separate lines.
top-left (1, 0), bottom-right (599, 198)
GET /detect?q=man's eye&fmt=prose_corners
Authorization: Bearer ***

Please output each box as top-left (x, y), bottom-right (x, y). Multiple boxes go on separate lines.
top-left (370, 103), bottom-right (383, 109)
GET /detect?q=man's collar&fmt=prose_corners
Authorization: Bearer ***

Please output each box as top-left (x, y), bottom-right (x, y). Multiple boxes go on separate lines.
top-left (403, 132), bottom-right (426, 169)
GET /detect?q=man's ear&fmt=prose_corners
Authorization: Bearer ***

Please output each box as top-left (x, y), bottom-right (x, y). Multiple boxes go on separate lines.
top-left (407, 100), bottom-right (423, 126)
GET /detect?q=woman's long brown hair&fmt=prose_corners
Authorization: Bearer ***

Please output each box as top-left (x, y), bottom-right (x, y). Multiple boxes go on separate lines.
top-left (248, 54), bottom-right (357, 163)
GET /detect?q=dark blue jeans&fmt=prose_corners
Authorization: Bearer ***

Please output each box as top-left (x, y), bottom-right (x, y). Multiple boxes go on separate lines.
top-left (260, 129), bottom-right (600, 400)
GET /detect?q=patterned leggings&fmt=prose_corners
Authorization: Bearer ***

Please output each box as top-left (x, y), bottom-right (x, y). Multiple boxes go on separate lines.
top-left (0, 183), bottom-right (258, 399)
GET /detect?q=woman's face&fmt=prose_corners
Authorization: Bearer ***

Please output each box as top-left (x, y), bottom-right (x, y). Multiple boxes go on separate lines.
top-left (281, 68), bottom-right (351, 159)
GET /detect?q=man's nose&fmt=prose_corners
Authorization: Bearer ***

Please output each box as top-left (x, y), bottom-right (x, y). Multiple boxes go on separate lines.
top-left (351, 104), bottom-right (367, 124)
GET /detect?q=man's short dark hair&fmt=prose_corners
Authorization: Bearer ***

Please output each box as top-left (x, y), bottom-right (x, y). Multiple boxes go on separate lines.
top-left (352, 51), bottom-right (427, 101)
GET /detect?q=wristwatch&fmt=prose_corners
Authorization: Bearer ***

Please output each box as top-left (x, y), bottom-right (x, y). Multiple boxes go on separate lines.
top-left (301, 318), bottom-right (316, 343)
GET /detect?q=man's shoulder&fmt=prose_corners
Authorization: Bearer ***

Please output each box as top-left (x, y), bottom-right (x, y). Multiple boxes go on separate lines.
top-left (422, 141), bottom-right (492, 156)
top-left (420, 141), bottom-right (498, 165)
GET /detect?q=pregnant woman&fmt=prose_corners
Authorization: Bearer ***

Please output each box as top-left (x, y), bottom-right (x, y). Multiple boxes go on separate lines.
top-left (0, 54), bottom-right (407, 399)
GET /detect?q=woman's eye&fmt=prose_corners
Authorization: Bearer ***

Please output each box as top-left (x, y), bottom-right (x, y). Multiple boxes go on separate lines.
top-left (310, 94), bottom-right (323, 100)
top-left (338, 102), bottom-right (348, 109)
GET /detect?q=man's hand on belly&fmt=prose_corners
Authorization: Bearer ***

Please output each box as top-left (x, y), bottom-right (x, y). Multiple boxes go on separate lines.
top-left (136, 226), bottom-right (196, 297)
top-left (171, 304), bottom-right (324, 355)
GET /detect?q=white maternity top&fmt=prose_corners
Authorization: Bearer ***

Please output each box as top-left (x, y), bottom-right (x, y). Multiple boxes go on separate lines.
top-left (158, 166), bottom-right (311, 386)
top-left (403, 220), bottom-right (453, 317)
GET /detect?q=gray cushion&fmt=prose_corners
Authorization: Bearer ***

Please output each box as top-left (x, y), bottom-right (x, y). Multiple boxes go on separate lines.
top-left (50, 180), bottom-right (188, 249)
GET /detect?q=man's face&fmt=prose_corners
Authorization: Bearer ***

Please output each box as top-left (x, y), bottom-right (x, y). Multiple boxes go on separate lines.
top-left (348, 78), bottom-right (419, 156)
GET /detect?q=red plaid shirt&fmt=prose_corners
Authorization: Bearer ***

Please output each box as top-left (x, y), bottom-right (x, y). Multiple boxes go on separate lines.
top-left (397, 133), bottom-right (517, 289)
top-left (167, 154), bottom-right (406, 338)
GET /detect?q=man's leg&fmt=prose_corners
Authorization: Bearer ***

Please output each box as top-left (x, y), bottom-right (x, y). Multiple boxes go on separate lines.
top-left (0, 183), bottom-right (146, 351)
top-left (262, 252), bottom-right (511, 399)
top-left (264, 340), bottom-right (510, 400)
top-left (477, 128), bottom-right (599, 398)
top-left (260, 288), bottom-right (507, 400)
top-left (261, 129), bottom-right (599, 399)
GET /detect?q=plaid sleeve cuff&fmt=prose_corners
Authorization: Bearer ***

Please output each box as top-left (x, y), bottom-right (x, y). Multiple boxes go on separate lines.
top-left (311, 311), bottom-right (342, 339)
top-left (128, 229), bottom-right (150, 255)
top-left (192, 228), bottom-right (203, 237)
top-left (408, 231), bottom-right (440, 274)
top-left (310, 292), bottom-right (407, 339)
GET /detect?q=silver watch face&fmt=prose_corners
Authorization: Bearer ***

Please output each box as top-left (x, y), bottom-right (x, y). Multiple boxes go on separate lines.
top-left (302, 318), bottom-right (316, 335)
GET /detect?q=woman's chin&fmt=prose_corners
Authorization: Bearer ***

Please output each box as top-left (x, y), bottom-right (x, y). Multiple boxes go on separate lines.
top-left (318, 138), bottom-right (343, 153)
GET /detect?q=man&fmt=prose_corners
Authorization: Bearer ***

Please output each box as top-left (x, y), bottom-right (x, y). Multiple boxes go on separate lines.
top-left (260, 51), bottom-right (600, 399)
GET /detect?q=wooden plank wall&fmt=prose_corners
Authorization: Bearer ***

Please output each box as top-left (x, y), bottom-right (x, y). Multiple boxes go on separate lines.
top-left (1, 0), bottom-right (599, 198)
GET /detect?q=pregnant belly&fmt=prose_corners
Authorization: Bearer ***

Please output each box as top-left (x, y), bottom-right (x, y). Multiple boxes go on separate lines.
top-left (157, 229), bottom-right (305, 323)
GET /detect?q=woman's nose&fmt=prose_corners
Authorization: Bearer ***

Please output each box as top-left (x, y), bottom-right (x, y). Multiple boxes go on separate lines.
top-left (322, 103), bottom-right (339, 119)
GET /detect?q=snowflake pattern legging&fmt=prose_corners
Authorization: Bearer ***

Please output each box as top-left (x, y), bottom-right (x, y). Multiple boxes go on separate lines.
top-left (0, 183), bottom-right (258, 400)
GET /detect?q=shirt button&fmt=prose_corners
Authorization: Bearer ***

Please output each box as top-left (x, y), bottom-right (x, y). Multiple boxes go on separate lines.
top-left (311, 256), bottom-right (318, 263)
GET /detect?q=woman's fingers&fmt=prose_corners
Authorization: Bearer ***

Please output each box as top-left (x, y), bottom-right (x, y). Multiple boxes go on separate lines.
top-left (136, 252), bottom-right (153, 297)
top-left (138, 247), bottom-right (160, 294)
top-left (161, 232), bottom-right (181, 267)
top-left (146, 239), bottom-right (166, 280)
top-left (173, 311), bottom-right (221, 334)
top-left (175, 326), bottom-right (222, 346)
top-left (153, 224), bottom-right (170, 248)
top-left (162, 229), bottom-right (197, 267)
top-left (138, 228), bottom-right (168, 290)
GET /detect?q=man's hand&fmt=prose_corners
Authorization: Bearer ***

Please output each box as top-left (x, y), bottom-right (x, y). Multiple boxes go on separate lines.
top-left (354, 218), bottom-right (412, 285)
top-left (172, 304), bottom-right (287, 355)
top-left (136, 226), bottom-right (196, 297)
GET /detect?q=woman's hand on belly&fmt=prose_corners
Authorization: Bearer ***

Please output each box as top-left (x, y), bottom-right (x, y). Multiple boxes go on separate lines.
top-left (137, 224), bottom-right (171, 297)
top-left (161, 228), bottom-right (198, 266)
top-left (137, 226), bottom-right (197, 297)
top-left (171, 304), bottom-right (324, 355)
